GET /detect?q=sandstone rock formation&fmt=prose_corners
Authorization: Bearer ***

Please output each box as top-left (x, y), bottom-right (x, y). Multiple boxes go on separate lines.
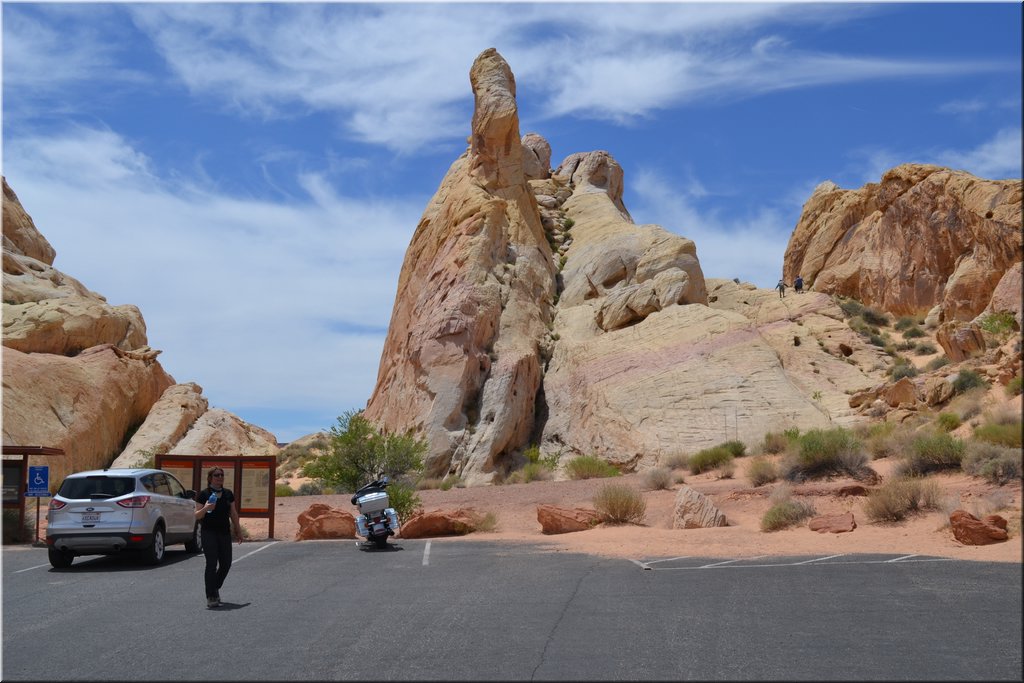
top-left (949, 510), bottom-right (1009, 545)
top-left (295, 503), bottom-right (356, 540)
top-left (536, 504), bottom-right (601, 534)
top-left (399, 507), bottom-right (481, 538)
top-left (808, 512), bottom-right (856, 533)
top-left (672, 485), bottom-right (728, 529)
top-left (783, 165), bottom-right (1022, 322)
top-left (2, 178), bottom-right (278, 483)
top-left (364, 49), bottom-right (894, 484)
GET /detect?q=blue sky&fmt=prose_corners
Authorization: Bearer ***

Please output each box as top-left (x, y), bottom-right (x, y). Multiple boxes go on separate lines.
top-left (2, 2), bottom-right (1021, 444)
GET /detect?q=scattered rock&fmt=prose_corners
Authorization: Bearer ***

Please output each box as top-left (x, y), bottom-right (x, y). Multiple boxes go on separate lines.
top-left (808, 512), bottom-right (857, 533)
top-left (949, 510), bottom-right (1009, 545)
top-left (400, 507), bottom-right (481, 538)
top-left (536, 504), bottom-right (601, 534)
top-left (295, 503), bottom-right (356, 541)
top-left (672, 485), bottom-right (727, 529)
top-left (936, 322), bottom-right (986, 362)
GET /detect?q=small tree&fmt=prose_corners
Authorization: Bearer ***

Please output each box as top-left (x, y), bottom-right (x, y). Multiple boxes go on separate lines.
top-left (303, 410), bottom-right (427, 493)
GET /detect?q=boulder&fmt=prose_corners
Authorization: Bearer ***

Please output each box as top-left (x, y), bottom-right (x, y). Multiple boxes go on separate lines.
top-left (111, 383), bottom-right (209, 467)
top-left (949, 510), bottom-right (1009, 545)
top-left (978, 261), bottom-right (1022, 330)
top-left (672, 485), bottom-right (728, 529)
top-left (522, 132), bottom-right (551, 181)
top-left (884, 376), bottom-right (918, 408)
top-left (399, 507), bottom-right (481, 538)
top-left (295, 503), bottom-right (356, 541)
top-left (536, 504), bottom-right (601, 534)
top-left (935, 322), bottom-right (986, 362)
top-left (808, 512), bottom-right (857, 533)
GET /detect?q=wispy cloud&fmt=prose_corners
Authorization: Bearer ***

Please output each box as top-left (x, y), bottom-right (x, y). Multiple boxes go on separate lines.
top-left (3, 127), bottom-right (424, 436)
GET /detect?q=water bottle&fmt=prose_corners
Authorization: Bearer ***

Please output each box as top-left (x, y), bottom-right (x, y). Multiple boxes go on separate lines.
top-left (206, 491), bottom-right (218, 513)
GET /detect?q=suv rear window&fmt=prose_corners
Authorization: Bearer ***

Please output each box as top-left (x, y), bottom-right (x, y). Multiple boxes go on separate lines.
top-left (58, 476), bottom-right (136, 499)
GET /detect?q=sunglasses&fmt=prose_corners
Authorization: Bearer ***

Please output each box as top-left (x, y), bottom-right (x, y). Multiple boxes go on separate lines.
top-left (211, 473), bottom-right (224, 478)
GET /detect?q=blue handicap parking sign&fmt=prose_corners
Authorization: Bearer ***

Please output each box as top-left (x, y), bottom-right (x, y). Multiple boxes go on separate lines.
top-left (27, 466), bottom-right (49, 497)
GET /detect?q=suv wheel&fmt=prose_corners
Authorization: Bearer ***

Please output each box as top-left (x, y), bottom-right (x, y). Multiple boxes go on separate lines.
top-left (48, 546), bottom-right (74, 569)
top-left (184, 522), bottom-right (203, 553)
top-left (142, 524), bottom-right (166, 565)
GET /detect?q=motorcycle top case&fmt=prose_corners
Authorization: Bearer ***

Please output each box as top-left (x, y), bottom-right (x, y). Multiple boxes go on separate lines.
top-left (355, 491), bottom-right (390, 513)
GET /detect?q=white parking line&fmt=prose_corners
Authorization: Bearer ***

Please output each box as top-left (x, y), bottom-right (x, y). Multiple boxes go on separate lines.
top-left (645, 556), bottom-right (691, 565)
top-left (886, 554), bottom-right (919, 562)
top-left (700, 557), bottom-right (764, 568)
top-left (234, 541), bottom-right (278, 563)
top-left (423, 540), bottom-right (431, 566)
top-left (629, 559), bottom-right (651, 570)
top-left (13, 563), bottom-right (50, 574)
top-left (792, 554), bottom-right (846, 565)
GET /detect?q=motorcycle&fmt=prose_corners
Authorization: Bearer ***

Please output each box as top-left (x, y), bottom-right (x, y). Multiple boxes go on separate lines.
top-left (351, 475), bottom-right (400, 549)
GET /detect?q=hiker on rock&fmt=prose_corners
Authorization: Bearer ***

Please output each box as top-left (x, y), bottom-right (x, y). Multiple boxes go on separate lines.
top-left (794, 275), bottom-right (804, 294)
top-left (776, 279), bottom-right (787, 298)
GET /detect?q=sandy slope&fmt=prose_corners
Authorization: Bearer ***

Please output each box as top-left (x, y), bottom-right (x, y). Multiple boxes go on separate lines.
top-left (252, 456), bottom-right (1021, 563)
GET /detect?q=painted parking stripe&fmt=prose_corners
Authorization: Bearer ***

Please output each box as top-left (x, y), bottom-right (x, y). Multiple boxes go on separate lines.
top-left (423, 540), bottom-right (431, 566)
top-left (700, 557), bottom-right (764, 568)
top-left (792, 554), bottom-right (846, 565)
top-left (234, 541), bottom-right (278, 563)
top-left (13, 563), bottom-right (50, 574)
top-left (886, 554), bottom-right (919, 562)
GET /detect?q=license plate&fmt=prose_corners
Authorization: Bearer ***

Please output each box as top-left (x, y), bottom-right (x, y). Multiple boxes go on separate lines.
top-left (81, 513), bottom-right (100, 524)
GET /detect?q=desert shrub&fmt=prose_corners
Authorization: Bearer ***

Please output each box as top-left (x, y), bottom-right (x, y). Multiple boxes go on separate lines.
top-left (507, 462), bottom-right (555, 484)
top-left (888, 358), bottom-right (918, 380)
top-left (783, 427), bottom-right (801, 441)
top-left (925, 355), bottom-right (950, 371)
top-left (385, 481), bottom-right (423, 522)
top-left (962, 441), bottom-right (1023, 485)
top-left (972, 422), bottom-right (1023, 449)
top-left (593, 483), bottom-right (646, 524)
top-left (565, 455), bottom-right (620, 480)
top-left (689, 446), bottom-right (734, 474)
top-left (947, 387), bottom-right (987, 421)
top-left (660, 452), bottom-right (690, 470)
top-left (562, 217), bottom-right (575, 230)
top-left (1006, 375), bottom-right (1023, 397)
top-left (2, 509), bottom-right (34, 544)
top-left (717, 459), bottom-right (735, 479)
top-left (642, 467), bottom-right (674, 491)
top-left (761, 431), bottom-right (789, 455)
top-left (895, 341), bottom-right (916, 352)
top-left (856, 421), bottom-right (901, 460)
top-left (275, 483), bottom-right (295, 497)
top-left (719, 440), bottom-right (747, 458)
top-left (782, 428), bottom-right (868, 481)
top-left (861, 307), bottom-right (890, 327)
top-left (977, 311), bottom-right (1017, 339)
top-left (902, 326), bottom-right (926, 339)
top-left (760, 484), bottom-right (816, 531)
top-left (894, 432), bottom-right (965, 477)
top-left (746, 456), bottom-right (778, 487)
top-left (296, 481), bottom-right (324, 496)
top-left (863, 477), bottom-right (941, 522)
top-left (837, 297), bottom-right (864, 319)
top-left (469, 510), bottom-right (498, 532)
top-left (936, 412), bottom-right (961, 432)
top-left (867, 333), bottom-right (886, 347)
top-left (952, 370), bottom-right (988, 395)
top-left (914, 342), bottom-right (938, 355)
top-left (894, 316), bottom-right (917, 331)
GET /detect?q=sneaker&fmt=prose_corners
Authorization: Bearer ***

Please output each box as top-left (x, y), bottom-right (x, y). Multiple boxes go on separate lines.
top-left (207, 597), bottom-right (220, 608)
top-left (214, 591), bottom-right (220, 602)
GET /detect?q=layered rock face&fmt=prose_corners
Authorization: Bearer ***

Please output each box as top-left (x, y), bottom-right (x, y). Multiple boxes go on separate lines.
top-left (365, 49), bottom-right (892, 483)
top-left (2, 178), bottom-right (278, 484)
top-left (783, 165), bottom-right (1022, 322)
top-left (363, 49), bottom-right (555, 483)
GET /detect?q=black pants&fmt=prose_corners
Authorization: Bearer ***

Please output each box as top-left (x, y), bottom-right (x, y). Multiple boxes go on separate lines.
top-left (202, 528), bottom-right (233, 598)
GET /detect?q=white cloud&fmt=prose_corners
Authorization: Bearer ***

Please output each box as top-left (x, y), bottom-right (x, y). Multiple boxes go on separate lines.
top-left (630, 168), bottom-right (791, 289)
top-left (934, 127), bottom-right (1023, 180)
top-left (3, 128), bottom-right (425, 439)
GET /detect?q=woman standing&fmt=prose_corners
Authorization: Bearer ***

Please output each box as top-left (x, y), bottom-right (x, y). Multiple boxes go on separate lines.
top-left (195, 468), bottom-right (243, 608)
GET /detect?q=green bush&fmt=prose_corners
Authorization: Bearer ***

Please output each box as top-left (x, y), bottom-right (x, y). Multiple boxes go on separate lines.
top-left (838, 298), bottom-right (864, 319)
top-left (296, 481), bottom-right (325, 496)
top-left (962, 442), bottom-right (1023, 485)
top-left (689, 446), bottom-right (734, 474)
top-left (863, 477), bottom-right (941, 522)
top-left (889, 359), bottom-right (918, 380)
top-left (925, 356), bottom-right (950, 371)
top-left (303, 410), bottom-right (426, 493)
top-left (720, 440), bottom-right (747, 458)
top-left (275, 483), bottom-right (295, 497)
top-left (1007, 375), bottom-right (1023, 397)
top-left (894, 432), bottom-right (965, 476)
top-left (902, 326), bottom-right (926, 339)
top-left (972, 422), bottom-right (1023, 449)
top-left (936, 412), bottom-right (961, 432)
top-left (760, 487), bottom-right (816, 531)
top-left (783, 427), bottom-right (801, 441)
top-left (565, 455), bottom-right (620, 480)
top-left (952, 370), bottom-right (989, 395)
top-left (861, 307), bottom-right (890, 327)
top-left (385, 481), bottom-right (424, 523)
top-left (507, 462), bottom-right (554, 484)
top-left (593, 483), bottom-right (646, 524)
top-left (746, 456), bottom-right (778, 487)
top-left (782, 428), bottom-right (868, 481)
top-left (659, 452), bottom-right (690, 470)
top-left (562, 217), bottom-right (575, 230)
top-left (914, 342), bottom-right (938, 356)
top-left (894, 316), bottom-right (918, 331)
top-left (977, 311), bottom-right (1017, 339)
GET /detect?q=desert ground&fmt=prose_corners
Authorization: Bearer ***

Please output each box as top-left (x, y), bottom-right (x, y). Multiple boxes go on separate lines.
top-left (255, 454), bottom-right (1022, 563)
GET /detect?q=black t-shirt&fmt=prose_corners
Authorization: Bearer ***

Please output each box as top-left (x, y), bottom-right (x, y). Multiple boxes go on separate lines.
top-left (198, 487), bottom-right (235, 533)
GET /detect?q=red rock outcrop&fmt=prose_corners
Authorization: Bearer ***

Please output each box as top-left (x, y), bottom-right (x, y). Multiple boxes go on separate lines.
top-left (935, 322), bottom-right (987, 363)
top-left (949, 510), bottom-right (1009, 545)
top-left (536, 504), bottom-right (601, 534)
top-left (783, 165), bottom-right (1022, 321)
top-left (295, 503), bottom-right (356, 540)
top-left (399, 507), bottom-right (481, 538)
top-left (363, 49), bottom-right (556, 484)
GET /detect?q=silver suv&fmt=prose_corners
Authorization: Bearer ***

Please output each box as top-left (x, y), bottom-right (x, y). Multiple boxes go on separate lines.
top-left (46, 468), bottom-right (202, 568)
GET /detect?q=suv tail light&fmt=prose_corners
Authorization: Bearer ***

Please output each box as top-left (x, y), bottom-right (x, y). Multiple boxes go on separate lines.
top-left (49, 500), bottom-right (66, 511)
top-left (117, 496), bottom-right (150, 508)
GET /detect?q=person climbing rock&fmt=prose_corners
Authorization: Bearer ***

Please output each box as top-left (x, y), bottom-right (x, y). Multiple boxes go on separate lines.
top-left (777, 279), bottom-right (787, 298)
top-left (794, 274), bottom-right (804, 294)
